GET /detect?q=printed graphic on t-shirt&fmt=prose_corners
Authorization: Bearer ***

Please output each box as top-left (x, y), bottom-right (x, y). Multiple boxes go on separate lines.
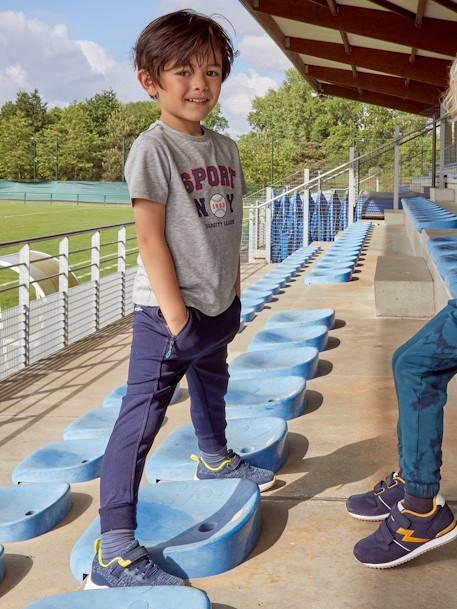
top-left (180, 164), bottom-right (239, 227)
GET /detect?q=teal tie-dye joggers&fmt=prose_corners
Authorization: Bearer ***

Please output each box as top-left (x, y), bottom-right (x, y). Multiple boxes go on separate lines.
top-left (394, 299), bottom-right (457, 498)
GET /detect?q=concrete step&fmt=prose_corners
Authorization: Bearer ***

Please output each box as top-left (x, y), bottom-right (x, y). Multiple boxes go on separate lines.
top-left (374, 255), bottom-right (434, 318)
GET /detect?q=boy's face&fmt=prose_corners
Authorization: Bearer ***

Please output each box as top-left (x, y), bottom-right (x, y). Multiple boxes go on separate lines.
top-left (139, 48), bottom-right (223, 134)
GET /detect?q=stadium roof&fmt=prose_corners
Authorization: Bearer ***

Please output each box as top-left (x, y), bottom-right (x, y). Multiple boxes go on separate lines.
top-left (239, 0), bottom-right (457, 115)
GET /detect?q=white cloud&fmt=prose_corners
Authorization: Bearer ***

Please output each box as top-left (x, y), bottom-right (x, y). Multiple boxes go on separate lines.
top-left (240, 35), bottom-right (291, 72)
top-left (0, 8), bottom-right (286, 135)
top-left (0, 11), bottom-right (140, 108)
top-left (221, 70), bottom-right (278, 136)
top-left (77, 40), bottom-right (116, 76)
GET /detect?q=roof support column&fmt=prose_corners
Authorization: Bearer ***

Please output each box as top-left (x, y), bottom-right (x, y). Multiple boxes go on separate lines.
top-left (432, 115), bottom-right (437, 188)
top-left (394, 125), bottom-right (401, 210)
top-left (348, 146), bottom-right (357, 225)
top-left (303, 168), bottom-right (310, 246)
top-left (439, 107), bottom-right (446, 189)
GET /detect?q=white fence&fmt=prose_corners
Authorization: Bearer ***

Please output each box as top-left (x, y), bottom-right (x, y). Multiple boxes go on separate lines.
top-left (0, 226), bottom-right (137, 380)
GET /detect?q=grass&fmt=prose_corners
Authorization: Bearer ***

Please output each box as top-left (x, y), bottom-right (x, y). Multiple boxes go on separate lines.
top-left (0, 199), bottom-right (251, 310)
top-left (0, 200), bottom-right (136, 310)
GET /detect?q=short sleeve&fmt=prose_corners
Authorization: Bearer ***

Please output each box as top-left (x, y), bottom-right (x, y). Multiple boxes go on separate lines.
top-left (234, 143), bottom-right (248, 195)
top-left (124, 136), bottom-right (170, 205)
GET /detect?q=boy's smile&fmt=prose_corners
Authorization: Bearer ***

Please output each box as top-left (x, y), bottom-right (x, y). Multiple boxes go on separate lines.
top-left (138, 48), bottom-right (223, 136)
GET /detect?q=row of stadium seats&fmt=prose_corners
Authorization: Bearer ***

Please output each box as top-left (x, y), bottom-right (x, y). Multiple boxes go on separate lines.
top-left (240, 245), bottom-right (321, 323)
top-left (402, 197), bottom-right (457, 232)
top-left (1, 239), bottom-right (341, 608)
top-left (305, 222), bottom-right (372, 284)
top-left (428, 237), bottom-right (457, 298)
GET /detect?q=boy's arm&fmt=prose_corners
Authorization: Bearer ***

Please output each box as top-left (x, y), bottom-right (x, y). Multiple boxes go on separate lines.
top-left (133, 199), bottom-right (188, 336)
top-left (235, 257), bottom-right (241, 298)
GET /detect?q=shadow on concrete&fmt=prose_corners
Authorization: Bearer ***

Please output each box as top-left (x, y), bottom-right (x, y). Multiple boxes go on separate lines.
top-left (350, 276), bottom-right (360, 282)
top-left (213, 605), bottom-right (238, 609)
top-left (278, 434), bottom-right (386, 488)
top-left (250, 435), bottom-right (387, 559)
top-left (332, 319), bottom-right (346, 329)
top-left (0, 554), bottom-right (33, 598)
top-left (54, 492), bottom-right (93, 530)
top-left (0, 316), bottom-right (133, 449)
top-left (313, 359), bottom-right (333, 378)
top-left (324, 336), bottom-right (340, 351)
top-left (305, 390), bottom-right (324, 414)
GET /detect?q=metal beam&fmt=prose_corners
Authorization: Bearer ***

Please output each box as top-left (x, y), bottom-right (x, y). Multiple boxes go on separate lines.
top-left (320, 84), bottom-right (432, 114)
top-left (251, 0), bottom-right (457, 56)
top-left (288, 37), bottom-right (450, 87)
top-left (306, 65), bottom-right (442, 104)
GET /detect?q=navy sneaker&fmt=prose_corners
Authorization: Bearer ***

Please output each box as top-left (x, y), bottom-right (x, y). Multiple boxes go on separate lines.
top-left (346, 472), bottom-right (405, 521)
top-left (193, 450), bottom-right (276, 492)
top-left (85, 539), bottom-right (185, 589)
top-left (353, 495), bottom-right (457, 568)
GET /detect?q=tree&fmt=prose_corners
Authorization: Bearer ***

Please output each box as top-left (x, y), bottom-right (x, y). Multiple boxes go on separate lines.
top-left (203, 103), bottom-right (229, 132)
top-left (38, 104), bottom-right (100, 181)
top-left (85, 89), bottom-right (120, 138)
top-left (102, 101), bottom-right (160, 180)
top-left (15, 89), bottom-right (48, 133)
top-left (0, 115), bottom-right (34, 180)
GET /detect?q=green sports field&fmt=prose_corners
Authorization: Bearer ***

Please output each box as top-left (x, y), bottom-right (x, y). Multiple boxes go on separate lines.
top-left (0, 200), bottom-right (136, 310)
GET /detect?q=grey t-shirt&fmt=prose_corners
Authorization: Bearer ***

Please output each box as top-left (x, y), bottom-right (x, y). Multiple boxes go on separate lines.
top-left (125, 120), bottom-right (246, 317)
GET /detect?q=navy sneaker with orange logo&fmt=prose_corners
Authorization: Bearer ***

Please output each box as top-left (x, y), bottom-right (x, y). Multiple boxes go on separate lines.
top-left (353, 495), bottom-right (457, 568)
top-left (346, 471), bottom-right (405, 521)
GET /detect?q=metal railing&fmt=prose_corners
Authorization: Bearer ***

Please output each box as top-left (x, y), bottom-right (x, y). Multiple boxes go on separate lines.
top-left (0, 223), bottom-right (138, 379)
top-left (2, 113), bottom-right (457, 380)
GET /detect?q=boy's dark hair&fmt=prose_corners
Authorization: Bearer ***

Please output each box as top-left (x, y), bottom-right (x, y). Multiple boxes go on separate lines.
top-left (134, 9), bottom-right (237, 85)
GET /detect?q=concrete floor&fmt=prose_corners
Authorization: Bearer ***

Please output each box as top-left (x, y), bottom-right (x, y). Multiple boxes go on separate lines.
top-left (2, 220), bottom-right (457, 609)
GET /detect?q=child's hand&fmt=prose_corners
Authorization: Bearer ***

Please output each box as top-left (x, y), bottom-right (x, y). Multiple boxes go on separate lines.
top-left (166, 309), bottom-right (189, 337)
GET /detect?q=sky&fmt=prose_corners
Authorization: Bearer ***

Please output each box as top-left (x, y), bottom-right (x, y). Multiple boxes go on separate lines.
top-left (0, 0), bottom-right (293, 136)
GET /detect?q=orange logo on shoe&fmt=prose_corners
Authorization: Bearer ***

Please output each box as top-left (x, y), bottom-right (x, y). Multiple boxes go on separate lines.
top-left (396, 528), bottom-right (429, 544)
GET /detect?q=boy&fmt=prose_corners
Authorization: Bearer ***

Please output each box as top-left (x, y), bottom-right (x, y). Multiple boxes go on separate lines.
top-left (86, 10), bottom-right (275, 589)
top-left (346, 65), bottom-right (457, 567)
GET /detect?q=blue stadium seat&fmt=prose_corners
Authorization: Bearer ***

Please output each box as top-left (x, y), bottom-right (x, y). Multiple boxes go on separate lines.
top-left (249, 323), bottom-right (328, 352)
top-left (23, 587), bottom-right (211, 609)
top-left (249, 279), bottom-right (282, 293)
top-left (242, 287), bottom-right (274, 302)
top-left (145, 416), bottom-right (288, 482)
top-left (229, 346), bottom-right (319, 380)
top-left (240, 305), bottom-right (256, 324)
top-left (225, 375), bottom-right (306, 420)
top-left (70, 479), bottom-right (261, 581)
top-left (64, 407), bottom-right (121, 440)
top-left (12, 438), bottom-right (109, 483)
top-left (0, 482), bottom-right (71, 541)
top-left (266, 308), bottom-right (335, 330)
top-left (305, 267), bottom-right (353, 284)
top-left (402, 197), bottom-right (457, 232)
top-left (103, 383), bottom-right (182, 408)
top-left (240, 295), bottom-right (265, 313)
